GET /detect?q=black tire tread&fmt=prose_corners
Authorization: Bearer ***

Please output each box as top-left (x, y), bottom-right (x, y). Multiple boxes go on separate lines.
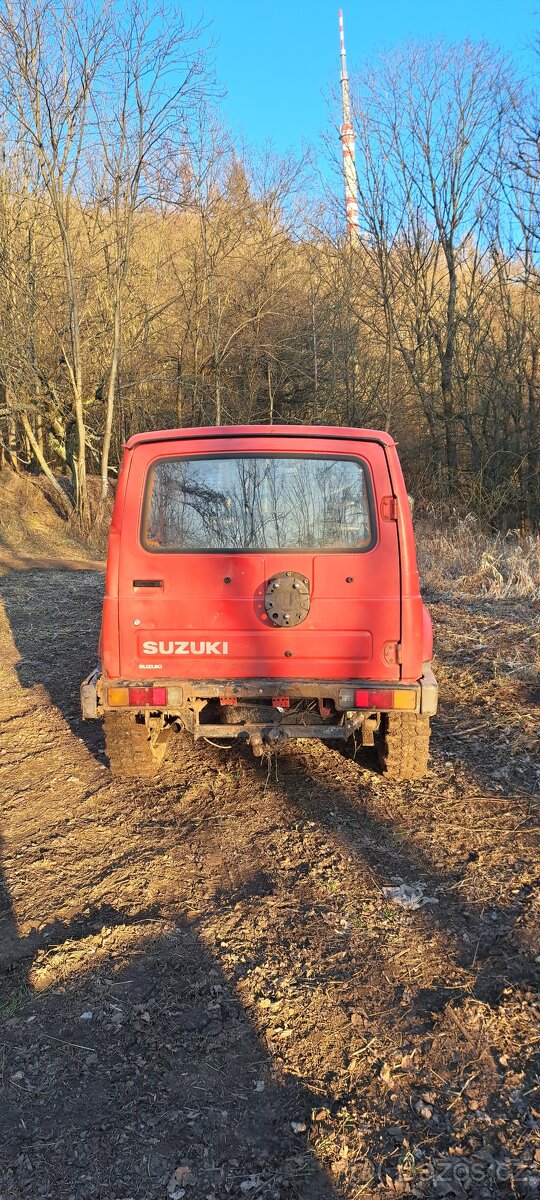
top-left (378, 712), bottom-right (430, 780)
top-left (104, 713), bottom-right (169, 779)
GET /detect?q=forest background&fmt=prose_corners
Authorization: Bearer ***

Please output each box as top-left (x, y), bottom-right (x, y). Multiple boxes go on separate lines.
top-left (0, 0), bottom-right (538, 531)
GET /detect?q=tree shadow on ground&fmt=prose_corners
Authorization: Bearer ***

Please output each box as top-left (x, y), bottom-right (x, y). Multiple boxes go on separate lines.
top-left (268, 745), bottom-right (539, 1006)
top-left (0, 855), bottom-right (338, 1199)
top-left (0, 565), bottom-right (106, 762)
top-left (219, 742), bottom-right (539, 1195)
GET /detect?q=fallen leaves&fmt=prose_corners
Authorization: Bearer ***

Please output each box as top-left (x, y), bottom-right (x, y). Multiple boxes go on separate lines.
top-left (167, 1164), bottom-right (192, 1199)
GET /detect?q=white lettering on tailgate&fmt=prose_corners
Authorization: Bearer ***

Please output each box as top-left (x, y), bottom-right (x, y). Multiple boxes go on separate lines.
top-left (142, 640), bottom-right (229, 656)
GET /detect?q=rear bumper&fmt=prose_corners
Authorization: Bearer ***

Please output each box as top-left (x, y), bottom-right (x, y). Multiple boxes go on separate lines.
top-left (80, 665), bottom-right (102, 719)
top-left (418, 662), bottom-right (438, 715)
top-left (81, 663), bottom-right (438, 719)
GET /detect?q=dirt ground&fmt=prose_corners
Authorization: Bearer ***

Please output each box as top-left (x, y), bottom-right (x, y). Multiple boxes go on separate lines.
top-left (0, 563), bottom-right (538, 1200)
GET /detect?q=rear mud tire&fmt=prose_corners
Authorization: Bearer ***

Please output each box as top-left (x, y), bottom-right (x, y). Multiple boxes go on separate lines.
top-left (378, 713), bottom-right (431, 781)
top-left (104, 713), bottom-right (170, 779)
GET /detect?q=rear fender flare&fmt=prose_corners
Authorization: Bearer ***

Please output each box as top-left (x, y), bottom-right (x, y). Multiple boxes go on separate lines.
top-left (422, 604), bottom-right (433, 662)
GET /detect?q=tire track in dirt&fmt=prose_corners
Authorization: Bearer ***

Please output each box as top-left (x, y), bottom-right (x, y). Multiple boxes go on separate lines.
top-left (0, 564), bottom-right (538, 1199)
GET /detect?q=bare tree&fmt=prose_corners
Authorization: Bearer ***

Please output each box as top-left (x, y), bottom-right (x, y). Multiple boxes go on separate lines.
top-left (349, 40), bottom-right (513, 492)
top-left (0, 14), bottom-right (537, 530)
top-left (0, 0), bottom-right (113, 522)
top-left (91, 0), bottom-right (208, 503)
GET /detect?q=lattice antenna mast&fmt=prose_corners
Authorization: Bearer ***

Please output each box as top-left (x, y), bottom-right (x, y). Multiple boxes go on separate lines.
top-left (339, 9), bottom-right (359, 241)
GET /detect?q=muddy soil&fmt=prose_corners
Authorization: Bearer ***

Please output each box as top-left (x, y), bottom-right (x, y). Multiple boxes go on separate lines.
top-left (0, 565), bottom-right (538, 1200)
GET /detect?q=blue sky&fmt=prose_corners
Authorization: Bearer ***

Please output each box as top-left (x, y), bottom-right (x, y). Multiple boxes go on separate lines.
top-left (184, 0), bottom-right (538, 157)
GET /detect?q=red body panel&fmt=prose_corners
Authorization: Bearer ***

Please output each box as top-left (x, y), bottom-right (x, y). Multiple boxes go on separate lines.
top-left (100, 426), bottom-right (427, 685)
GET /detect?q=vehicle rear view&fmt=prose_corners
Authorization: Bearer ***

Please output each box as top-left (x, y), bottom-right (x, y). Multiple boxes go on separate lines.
top-left (81, 426), bottom-right (437, 779)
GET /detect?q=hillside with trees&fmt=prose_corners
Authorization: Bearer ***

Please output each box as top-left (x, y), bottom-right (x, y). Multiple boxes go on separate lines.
top-left (0, 0), bottom-right (538, 529)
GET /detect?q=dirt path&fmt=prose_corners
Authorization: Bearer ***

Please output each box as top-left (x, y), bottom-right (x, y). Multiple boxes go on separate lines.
top-left (0, 565), bottom-right (538, 1200)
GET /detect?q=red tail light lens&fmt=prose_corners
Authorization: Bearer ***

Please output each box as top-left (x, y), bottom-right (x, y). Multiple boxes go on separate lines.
top-left (128, 687), bottom-right (168, 706)
top-left (354, 689), bottom-right (394, 709)
top-left (368, 690), bottom-right (394, 708)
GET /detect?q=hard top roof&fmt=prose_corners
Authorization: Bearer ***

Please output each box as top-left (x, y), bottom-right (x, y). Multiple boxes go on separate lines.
top-left (125, 424), bottom-right (396, 450)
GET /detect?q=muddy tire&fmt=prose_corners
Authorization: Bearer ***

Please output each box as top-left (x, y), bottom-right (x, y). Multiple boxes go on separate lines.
top-left (377, 712), bottom-right (430, 780)
top-left (104, 713), bottom-right (170, 779)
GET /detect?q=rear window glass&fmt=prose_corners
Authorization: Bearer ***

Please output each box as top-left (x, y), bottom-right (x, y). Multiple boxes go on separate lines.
top-left (142, 455), bottom-right (374, 552)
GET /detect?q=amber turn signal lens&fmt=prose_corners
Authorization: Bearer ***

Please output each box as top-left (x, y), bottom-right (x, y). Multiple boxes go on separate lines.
top-left (393, 690), bottom-right (416, 710)
top-left (108, 687), bottom-right (129, 706)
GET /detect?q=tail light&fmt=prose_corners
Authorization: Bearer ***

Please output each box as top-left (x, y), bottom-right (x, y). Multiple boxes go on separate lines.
top-left (108, 687), bottom-right (168, 707)
top-left (353, 689), bottom-right (415, 711)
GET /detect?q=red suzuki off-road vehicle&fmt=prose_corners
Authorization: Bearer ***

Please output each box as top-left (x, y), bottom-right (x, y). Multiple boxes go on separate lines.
top-left (81, 425), bottom-right (437, 779)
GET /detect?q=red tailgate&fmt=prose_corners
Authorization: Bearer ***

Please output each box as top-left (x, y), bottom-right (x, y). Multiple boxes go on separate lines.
top-left (116, 432), bottom-right (401, 682)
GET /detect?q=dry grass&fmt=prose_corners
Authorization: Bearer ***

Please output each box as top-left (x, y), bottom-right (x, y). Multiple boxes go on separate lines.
top-left (416, 516), bottom-right (540, 600)
top-left (0, 467), bottom-right (108, 563)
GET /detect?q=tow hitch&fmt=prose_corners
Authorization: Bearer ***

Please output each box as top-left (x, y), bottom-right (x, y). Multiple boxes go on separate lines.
top-left (246, 727), bottom-right (289, 755)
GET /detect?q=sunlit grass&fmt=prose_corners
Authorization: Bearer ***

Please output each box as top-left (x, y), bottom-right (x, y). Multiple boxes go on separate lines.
top-left (416, 518), bottom-right (540, 600)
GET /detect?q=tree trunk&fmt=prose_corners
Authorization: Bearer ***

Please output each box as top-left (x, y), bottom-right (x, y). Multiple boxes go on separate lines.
top-left (20, 411), bottom-right (73, 516)
top-left (176, 353), bottom-right (183, 426)
top-left (7, 414), bottom-right (19, 473)
top-left (440, 258), bottom-right (458, 491)
top-left (384, 309), bottom-right (394, 433)
top-left (72, 411), bottom-right (88, 523)
top-left (527, 347), bottom-right (539, 527)
top-left (60, 228), bottom-right (88, 524)
top-left (311, 295), bottom-right (318, 423)
top-left (36, 410), bottom-right (44, 455)
top-left (100, 300), bottom-right (121, 503)
top-left (214, 358), bottom-right (221, 425)
top-left (268, 361), bottom-right (274, 425)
